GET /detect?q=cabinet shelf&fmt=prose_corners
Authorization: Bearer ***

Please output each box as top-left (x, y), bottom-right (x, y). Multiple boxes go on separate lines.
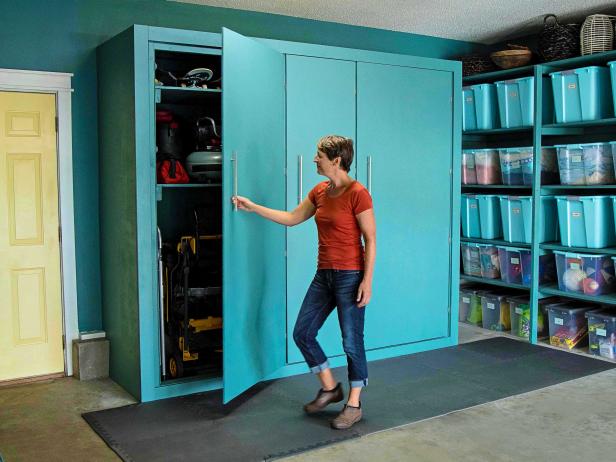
top-left (462, 127), bottom-right (532, 136)
top-left (462, 185), bottom-right (532, 192)
top-left (540, 284), bottom-right (616, 306)
top-left (542, 118), bottom-right (616, 136)
top-left (155, 85), bottom-right (222, 105)
top-left (461, 274), bottom-right (530, 290)
top-left (540, 185), bottom-right (616, 194)
top-left (156, 183), bottom-right (221, 201)
top-left (540, 242), bottom-right (616, 256)
top-left (461, 237), bottom-right (531, 248)
top-left (462, 66), bottom-right (535, 84)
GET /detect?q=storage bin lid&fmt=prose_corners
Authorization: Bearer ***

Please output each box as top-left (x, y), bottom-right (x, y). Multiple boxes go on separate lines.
top-left (507, 146), bottom-right (533, 151)
top-left (481, 293), bottom-right (510, 302)
top-left (547, 304), bottom-right (594, 315)
top-left (553, 249), bottom-right (605, 259)
top-left (472, 148), bottom-right (500, 153)
top-left (578, 142), bottom-right (611, 148)
top-left (499, 195), bottom-right (532, 200)
top-left (608, 61), bottom-right (616, 66)
top-left (507, 295), bottom-right (529, 304)
top-left (554, 144), bottom-right (582, 149)
top-left (549, 66), bottom-right (604, 76)
top-left (469, 83), bottom-right (494, 89)
top-left (495, 76), bottom-right (534, 85)
top-left (585, 309), bottom-right (616, 321)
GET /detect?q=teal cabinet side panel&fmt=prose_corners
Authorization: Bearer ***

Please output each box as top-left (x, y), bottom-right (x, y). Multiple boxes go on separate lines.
top-left (222, 28), bottom-right (286, 403)
top-left (357, 62), bottom-right (454, 348)
top-left (286, 55), bottom-right (357, 364)
top-left (97, 27), bottom-right (141, 400)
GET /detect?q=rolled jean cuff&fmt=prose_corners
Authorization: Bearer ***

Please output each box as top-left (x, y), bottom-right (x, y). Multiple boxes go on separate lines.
top-left (350, 378), bottom-right (368, 388)
top-left (309, 360), bottom-right (330, 374)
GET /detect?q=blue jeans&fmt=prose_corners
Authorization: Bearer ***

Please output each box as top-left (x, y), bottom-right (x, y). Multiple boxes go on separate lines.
top-left (292, 269), bottom-right (368, 388)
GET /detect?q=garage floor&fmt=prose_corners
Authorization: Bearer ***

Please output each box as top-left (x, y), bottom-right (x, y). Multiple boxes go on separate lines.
top-left (2, 325), bottom-right (615, 461)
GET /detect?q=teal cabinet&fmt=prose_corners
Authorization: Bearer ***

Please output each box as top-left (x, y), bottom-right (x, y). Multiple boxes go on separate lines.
top-left (285, 55), bottom-right (356, 364)
top-left (357, 63), bottom-right (454, 348)
top-left (99, 25), bottom-right (460, 404)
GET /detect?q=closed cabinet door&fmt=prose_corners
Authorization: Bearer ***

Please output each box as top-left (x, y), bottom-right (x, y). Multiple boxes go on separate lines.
top-left (222, 29), bottom-right (286, 403)
top-left (286, 55), bottom-right (356, 363)
top-left (0, 91), bottom-right (64, 381)
top-left (356, 63), bottom-right (453, 349)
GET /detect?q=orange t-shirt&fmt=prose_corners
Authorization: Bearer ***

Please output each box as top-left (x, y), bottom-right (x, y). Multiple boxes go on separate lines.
top-left (308, 180), bottom-right (373, 270)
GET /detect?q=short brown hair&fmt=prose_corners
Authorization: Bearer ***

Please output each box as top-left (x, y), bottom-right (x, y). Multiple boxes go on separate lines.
top-left (317, 135), bottom-right (354, 172)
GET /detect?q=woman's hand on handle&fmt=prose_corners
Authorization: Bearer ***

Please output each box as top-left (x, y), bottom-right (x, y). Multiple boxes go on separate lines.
top-left (232, 195), bottom-right (255, 212)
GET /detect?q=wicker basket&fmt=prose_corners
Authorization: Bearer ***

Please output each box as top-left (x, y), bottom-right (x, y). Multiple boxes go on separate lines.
top-left (460, 54), bottom-right (498, 77)
top-left (581, 14), bottom-right (615, 55)
top-left (490, 45), bottom-right (533, 69)
top-left (539, 14), bottom-right (580, 61)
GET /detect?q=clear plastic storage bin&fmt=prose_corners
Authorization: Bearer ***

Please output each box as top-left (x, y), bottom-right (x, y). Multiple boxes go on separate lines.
top-left (477, 195), bottom-right (502, 239)
top-left (547, 304), bottom-right (594, 349)
top-left (508, 296), bottom-right (531, 339)
top-left (461, 243), bottom-right (482, 277)
top-left (520, 250), bottom-right (557, 287)
top-left (520, 147), bottom-right (559, 185)
top-left (459, 287), bottom-right (482, 322)
top-left (479, 244), bottom-right (500, 279)
top-left (581, 142), bottom-right (615, 185)
top-left (463, 84), bottom-right (499, 131)
top-left (499, 148), bottom-right (524, 185)
top-left (555, 251), bottom-right (615, 295)
top-left (585, 309), bottom-right (616, 359)
top-left (556, 144), bottom-right (585, 185)
top-left (461, 194), bottom-right (481, 238)
top-left (498, 246), bottom-right (524, 284)
top-left (555, 196), bottom-right (616, 248)
top-left (473, 149), bottom-right (502, 184)
top-left (550, 66), bottom-right (614, 123)
top-left (481, 293), bottom-right (511, 331)
top-left (465, 288), bottom-right (484, 325)
top-left (499, 196), bottom-right (558, 244)
top-left (462, 150), bottom-right (477, 184)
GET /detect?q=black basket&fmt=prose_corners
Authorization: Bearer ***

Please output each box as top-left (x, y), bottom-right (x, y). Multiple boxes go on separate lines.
top-left (460, 54), bottom-right (498, 77)
top-left (539, 14), bottom-right (580, 62)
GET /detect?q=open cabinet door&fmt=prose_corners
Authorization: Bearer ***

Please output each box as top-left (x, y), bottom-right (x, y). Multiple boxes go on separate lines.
top-left (222, 28), bottom-right (286, 403)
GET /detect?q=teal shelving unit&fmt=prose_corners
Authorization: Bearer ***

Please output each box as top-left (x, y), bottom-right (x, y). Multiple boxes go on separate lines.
top-left (461, 49), bottom-right (616, 347)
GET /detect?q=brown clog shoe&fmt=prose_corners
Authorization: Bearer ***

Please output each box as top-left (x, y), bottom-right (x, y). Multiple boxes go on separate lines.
top-left (331, 403), bottom-right (362, 429)
top-left (303, 383), bottom-right (343, 414)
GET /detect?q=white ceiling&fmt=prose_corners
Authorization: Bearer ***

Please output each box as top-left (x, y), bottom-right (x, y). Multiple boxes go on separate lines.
top-left (172, 0), bottom-right (616, 44)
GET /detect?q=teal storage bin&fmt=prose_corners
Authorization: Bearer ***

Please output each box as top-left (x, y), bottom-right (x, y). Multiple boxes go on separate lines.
top-left (550, 66), bottom-right (613, 123)
top-left (463, 84), bottom-right (499, 131)
top-left (495, 76), bottom-right (554, 127)
top-left (499, 196), bottom-right (558, 244)
top-left (462, 87), bottom-right (477, 131)
top-left (556, 196), bottom-right (616, 248)
top-left (477, 195), bottom-right (502, 239)
top-left (609, 61), bottom-right (616, 119)
top-left (461, 194), bottom-right (481, 238)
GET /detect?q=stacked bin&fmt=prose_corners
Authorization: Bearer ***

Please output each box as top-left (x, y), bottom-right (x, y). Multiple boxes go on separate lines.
top-left (499, 196), bottom-right (558, 244)
top-left (549, 66), bottom-right (614, 123)
top-left (462, 84), bottom-right (499, 131)
top-left (461, 243), bottom-right (482, 277)
top-left (520, 250), bottom-right (557, 287)
top-left (478, 244), bottom-right (500, 278)
top-left (508, 296), bottom-right (531, 339)
top-left (480, 293), bottom-right (511, 331)
top-left (610, 61), bottom-right (616, 118)
top-left (477, 195), bottom-right (502, 239)
top-left (554, 251), bottom-right (615, 296)
top-left (498, 246), bottom-right (524, 284)
top-left (461, 150), bottom-right (477, 184)
top-left (461, 194), bottom-right (481, 238)
top-left (494, 76), bottom-right (554, 127)
top-left (555, 196), bottom-right (616, 248)
top-left (547, 304), bottom-right (595, 349)
top-left (580, 142), bottom-right (615, 185)
top-left (585, 309), bottom-right (616, 359)
top-left (459, 286), bottom-right (483, 323)
top-left (473, 149), bottom-right (501, 184)
top-left (520, 147), bottom-right (559, 185)
top-left (499, 148), bottom-right (524, 185)
top-left (556, 144), bottom-right (585, 185)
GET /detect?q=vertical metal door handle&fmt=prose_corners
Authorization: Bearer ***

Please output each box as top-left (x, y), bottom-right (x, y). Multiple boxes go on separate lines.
top-left (367, 156), bottom-right (372, 194)
top-left (298, 155), bottom-right (303, 204)
top-left (157, 228), bottom-right (166, 377)
top-left (232, 150), bottom-right (238, 211)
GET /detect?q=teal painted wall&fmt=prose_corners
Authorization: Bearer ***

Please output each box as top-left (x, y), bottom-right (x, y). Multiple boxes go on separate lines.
top-left (0, 0), bottom-right (483, 331)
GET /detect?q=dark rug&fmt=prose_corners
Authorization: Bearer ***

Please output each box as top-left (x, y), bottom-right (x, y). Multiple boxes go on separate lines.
top-left (83, 337), bottom-right (615, 461)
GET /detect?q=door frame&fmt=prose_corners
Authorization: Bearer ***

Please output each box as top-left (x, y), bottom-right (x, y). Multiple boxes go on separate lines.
top-left (0, 68), bottom-right (78, 376)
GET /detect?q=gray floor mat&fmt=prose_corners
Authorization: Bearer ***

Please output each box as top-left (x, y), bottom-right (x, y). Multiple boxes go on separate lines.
top-left (83, 338), bottom-right (615, 461)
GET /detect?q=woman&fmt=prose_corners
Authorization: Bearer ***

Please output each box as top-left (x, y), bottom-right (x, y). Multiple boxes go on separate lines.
top-left (232, 135), bottom-right (376, 430)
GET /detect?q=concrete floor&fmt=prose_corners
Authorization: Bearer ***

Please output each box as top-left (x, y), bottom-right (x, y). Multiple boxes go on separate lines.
top-left (1, 324), bottom-right (615, 461)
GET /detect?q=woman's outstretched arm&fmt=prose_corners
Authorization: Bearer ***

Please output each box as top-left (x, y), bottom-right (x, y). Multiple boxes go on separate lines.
top-left (232, 195), bottom-right (316, 227)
